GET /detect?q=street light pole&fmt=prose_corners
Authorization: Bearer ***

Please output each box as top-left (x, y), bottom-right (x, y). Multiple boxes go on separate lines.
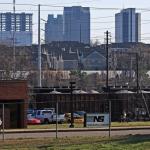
top-left (13, 0), bottom-right (16, 76)
top-left (136, 53), bottom-right (139, 94)
top-left (38, 4), bottom-right (42, 87)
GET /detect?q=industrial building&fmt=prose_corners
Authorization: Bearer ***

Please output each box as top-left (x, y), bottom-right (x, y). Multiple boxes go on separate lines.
top-left (0, 80), bottom-right (28, 129)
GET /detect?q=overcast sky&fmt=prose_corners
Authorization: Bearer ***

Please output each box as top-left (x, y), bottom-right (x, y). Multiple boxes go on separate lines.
top-left (1, 0), bottom-right (150, 44)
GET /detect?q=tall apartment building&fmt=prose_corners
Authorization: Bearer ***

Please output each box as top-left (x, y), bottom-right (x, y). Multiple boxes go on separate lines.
top-left (115, 8), bottom-right (141, 43)
top-left (63, 6), bottom-right (90, 44)
top-left (45, 15), bottom-right (63, 43)
top-left (45, 6), bottom-right (90, 44)
top-left (0, 12), bottom-right (32, 46)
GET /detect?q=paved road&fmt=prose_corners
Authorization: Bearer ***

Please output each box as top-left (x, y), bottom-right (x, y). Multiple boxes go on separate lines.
top-left (1, 129), bottom-right (150, 139)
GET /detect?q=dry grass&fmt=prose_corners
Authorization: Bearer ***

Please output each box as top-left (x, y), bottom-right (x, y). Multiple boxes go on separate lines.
top-left (28, 123), bottom-right (83, 129)
top-left (27, 121), bottom-right (150, 130)
top-left (0, 135), bottom-right (150, 150)
top-left (112, 121), bottom-right (150, 127)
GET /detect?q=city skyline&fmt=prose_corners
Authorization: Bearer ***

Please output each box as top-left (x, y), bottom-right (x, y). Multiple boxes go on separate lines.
top-left (0, 0), bottom-right (150, 44)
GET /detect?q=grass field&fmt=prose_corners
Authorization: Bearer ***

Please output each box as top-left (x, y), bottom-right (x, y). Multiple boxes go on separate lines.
top-left (0, 135), bottom-right (150, 150)
top-left (28, 123), bottom-right (82, 129)
top-left (28, 121), bottom-right (150, 129)
top-left (112, 121), bottom-right (150, 127)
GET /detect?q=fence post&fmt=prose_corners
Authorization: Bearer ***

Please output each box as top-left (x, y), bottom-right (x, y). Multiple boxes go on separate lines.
top-left (84, 113), bottom-right (87, 127)
top-left (56, 99), bottom-right (58, 139)
top-left (2, 103), bottom-right (4, 141)
top-left (109, 100), bottom-right (111, 138)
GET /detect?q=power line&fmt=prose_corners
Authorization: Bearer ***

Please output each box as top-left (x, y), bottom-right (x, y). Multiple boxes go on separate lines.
top-left (92, 15), bottom-right (115, 19)
top-left (0, 2), bottom-right (37, 6)
top-left (49, 0), bottom-right (98, 6)
top-left (0, 0), bottom-right (98, 7)
top-left (0, 2), bottom-right (150, 11)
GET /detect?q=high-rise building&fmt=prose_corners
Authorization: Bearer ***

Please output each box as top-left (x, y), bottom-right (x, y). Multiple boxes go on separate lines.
top-left (0, 12), bottom-right (32, 46)
top-left (45, 15), bottom-right (63, 43)
top-left (115, 8), bottom-right (141, 43)
top-left (63, 6), bottom-right (90, 44)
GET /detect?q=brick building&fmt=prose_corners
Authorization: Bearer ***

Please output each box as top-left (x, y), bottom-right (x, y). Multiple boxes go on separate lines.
top-left (0, 80), bottom-right (28, 129)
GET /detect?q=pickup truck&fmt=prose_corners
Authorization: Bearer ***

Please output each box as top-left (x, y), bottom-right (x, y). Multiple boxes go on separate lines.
top-left (35, 109), bottom-right (66, 124)
top-left (52, 113), bottom-right (66, 124)
top-left (35, 109), bottom-right (53, 124)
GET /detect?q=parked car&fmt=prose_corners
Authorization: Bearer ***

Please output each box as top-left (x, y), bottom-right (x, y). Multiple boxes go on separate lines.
top-left (27, 109), bottom-right (36, 114)
top-left (27, 118), bottom-right (41, 125)
top-left (65, 113), bottom-right (84, 123)
top-left (27, 114), bottom-right (41, 125)
top-left (52, 113), bottom-right (66, 124)
top-left (75, 111), bottom-right (86, 117)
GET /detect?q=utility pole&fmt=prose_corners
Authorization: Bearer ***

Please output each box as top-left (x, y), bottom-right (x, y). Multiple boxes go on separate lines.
top-left (80, 24), bottom-right (81, 43)
top-left (136, 53), bottom-right (139, 94)
top-left (106, 31), bottom-right (109, 89)
top-left (105, 30), bottom-right (111, 138)
top-left (79, 23), bottom-right (82, 85)
top-left (13, 0), bottom-right (16, 76)
top-left (38, 4), bottom-right (42, 87)
top-left (130, 56), bottom-right (133, 85)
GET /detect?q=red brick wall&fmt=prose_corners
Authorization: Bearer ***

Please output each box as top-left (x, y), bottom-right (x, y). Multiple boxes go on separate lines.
top-left (0, 80), bottom-right (28, 128)
top-left (0, 80), bottom-right (28, 100)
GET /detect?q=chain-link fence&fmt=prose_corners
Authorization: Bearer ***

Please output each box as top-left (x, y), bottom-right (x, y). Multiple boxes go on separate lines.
top-left (0, 93), bottom-right (150, 140)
